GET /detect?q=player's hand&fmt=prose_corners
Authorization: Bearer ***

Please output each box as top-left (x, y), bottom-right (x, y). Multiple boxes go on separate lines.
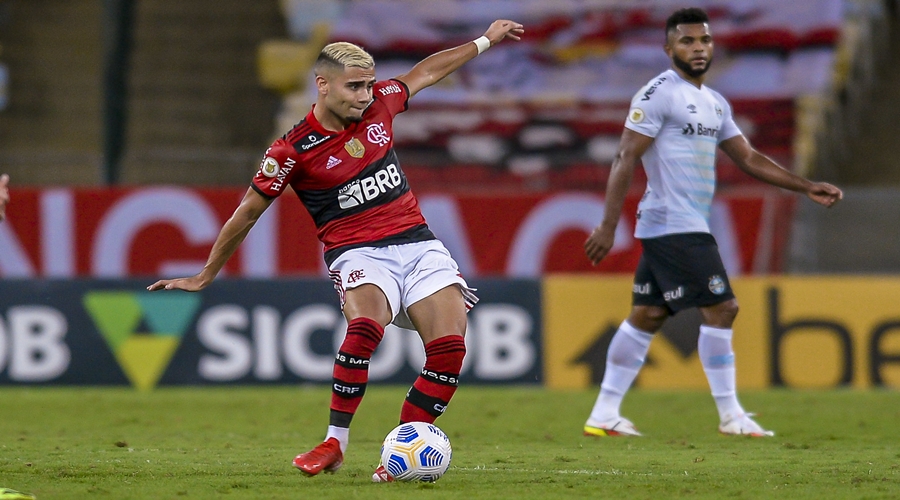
top-left (0, 173), bottom-right (9, 221)
top-left (807, 182), bottom-right (842, 208)
top-left (483, 20), bottom-right (524, 45)
top-left (584, 224), bottom-right (616, 266)
top-left (147, 275), bottom-right (209, 292)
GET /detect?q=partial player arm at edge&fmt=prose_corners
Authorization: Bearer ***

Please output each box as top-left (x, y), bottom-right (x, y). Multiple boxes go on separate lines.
top-left (0, 173), bottom-right (9, 221)
top-left (147, 187), bottom-right (274, 292)
top-left (585, 128), bottom-right (654, 265)
top-left (395, 20), bottom-right (524, 98)
top-left (719, 134), bottom-right (842, 208)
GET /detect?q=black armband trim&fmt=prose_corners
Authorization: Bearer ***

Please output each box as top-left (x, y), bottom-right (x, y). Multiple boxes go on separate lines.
top-left (250, 183), bottom-right (276, 200)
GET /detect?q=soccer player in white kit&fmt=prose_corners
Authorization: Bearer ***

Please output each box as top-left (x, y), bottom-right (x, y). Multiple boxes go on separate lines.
top-left (582, 7), bottom-right (843, 437)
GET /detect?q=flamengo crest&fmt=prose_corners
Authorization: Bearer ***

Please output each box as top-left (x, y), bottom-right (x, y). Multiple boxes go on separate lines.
top-left (366, 122), bottom-right (391, 146)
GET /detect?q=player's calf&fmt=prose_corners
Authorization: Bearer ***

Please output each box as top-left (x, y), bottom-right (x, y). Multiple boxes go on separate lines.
top-left (399, 335), bottom-right (465, 423)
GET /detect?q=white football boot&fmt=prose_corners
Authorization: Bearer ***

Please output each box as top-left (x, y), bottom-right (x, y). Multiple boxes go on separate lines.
top-left (718, 413), bottom-right (774, 437)
top-left (584, 416), bottom-right (643, 437)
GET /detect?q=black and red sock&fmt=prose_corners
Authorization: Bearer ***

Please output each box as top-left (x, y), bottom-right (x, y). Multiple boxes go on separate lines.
top-left (330, 317), bottom-right (384, 428)
top-left (400, 335), bottom-right (466, 424)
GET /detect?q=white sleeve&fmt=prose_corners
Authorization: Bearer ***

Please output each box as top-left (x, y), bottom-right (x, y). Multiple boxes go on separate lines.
top-left (717, 97), bottom-right (742, 142)
top-left (623, 82), bottom-right (669, 138)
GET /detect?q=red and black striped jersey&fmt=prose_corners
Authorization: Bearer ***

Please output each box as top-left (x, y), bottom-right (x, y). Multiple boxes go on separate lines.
top-left (251, 79), bottom-right (434, 264)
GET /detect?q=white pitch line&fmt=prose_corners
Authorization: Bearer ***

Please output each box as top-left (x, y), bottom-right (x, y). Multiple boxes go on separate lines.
top-left (453, 466), bottom-right (651, 476)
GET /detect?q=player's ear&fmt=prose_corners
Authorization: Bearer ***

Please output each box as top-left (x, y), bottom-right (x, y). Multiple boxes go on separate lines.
top-left (663, 30), bottom-right (674, 56)
top-left (315, 74), bottom-right (329, 96)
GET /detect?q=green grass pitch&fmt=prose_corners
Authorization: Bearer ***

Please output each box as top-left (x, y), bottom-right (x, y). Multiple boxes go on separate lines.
top-left (1, 387), bottom-right (898, 499)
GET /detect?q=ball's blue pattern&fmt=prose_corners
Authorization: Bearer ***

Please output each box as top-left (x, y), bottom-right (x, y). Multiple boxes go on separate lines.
top-left (386, 454), bottom-right (409, 477)
top-left (395, 424), bottom-right (421, 443)
top-left (418, 445), bottom-right (445, 467)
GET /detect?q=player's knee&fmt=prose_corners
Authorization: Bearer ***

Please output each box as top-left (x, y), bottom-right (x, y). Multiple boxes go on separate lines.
top-left (437, 334), bottom-right (466, 360)
top-left (424, 334), bottom-right (466, 371)
top-left (629, 306), bottom-right (669, 332)
top-left (702, 299), bottom-right (739, 327)
top-left (723, 300), bottom-right (739, 318)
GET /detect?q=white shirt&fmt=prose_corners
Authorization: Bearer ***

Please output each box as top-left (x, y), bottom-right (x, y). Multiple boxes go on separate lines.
top-left (624, 69), bottom-right (742, 238)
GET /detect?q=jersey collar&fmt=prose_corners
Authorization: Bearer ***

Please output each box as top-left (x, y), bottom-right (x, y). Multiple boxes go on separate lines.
top-left (667, 68), bottom-right (705, 91)
top-left (306, 103), bottom-right (370, 137)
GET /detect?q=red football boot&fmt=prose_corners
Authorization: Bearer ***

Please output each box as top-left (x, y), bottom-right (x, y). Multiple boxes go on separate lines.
top-left (292, 438), bottom-right (343, 476)
top-left (372, 464), bottom-right (394, 483)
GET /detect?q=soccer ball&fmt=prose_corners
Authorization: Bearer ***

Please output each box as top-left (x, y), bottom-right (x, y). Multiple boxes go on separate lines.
top-left (380, 421), bottom-right (452, 482)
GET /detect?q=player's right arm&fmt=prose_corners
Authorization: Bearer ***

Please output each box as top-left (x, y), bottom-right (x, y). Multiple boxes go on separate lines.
top-left (585, 129), bottom-right (654, 265)
top-left (147, 188), bottom-right (273, 292)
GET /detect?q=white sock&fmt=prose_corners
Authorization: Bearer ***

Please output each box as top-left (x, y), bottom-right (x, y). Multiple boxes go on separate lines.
top-left (326, 425), bottom-right (349, 453)
top-left (698, 325), bottom-right (744, 421)
top-left (588, 321), bottom-right (653, 423)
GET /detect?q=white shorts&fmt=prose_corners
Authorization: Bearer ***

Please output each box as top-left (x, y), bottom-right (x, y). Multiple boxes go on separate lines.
top-left (328, 240), bottom-right (478, 330)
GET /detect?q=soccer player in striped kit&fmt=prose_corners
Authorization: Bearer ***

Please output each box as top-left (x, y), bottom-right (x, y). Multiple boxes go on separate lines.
top-left (581, 8), bottom-right (842, 438)
top-left (148, 19), bottom-right (524, 480)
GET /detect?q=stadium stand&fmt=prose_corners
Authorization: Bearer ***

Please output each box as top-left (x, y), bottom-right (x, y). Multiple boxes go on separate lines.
top-left (816, 0), bottom-right (898, 184)
top-left (267, 0), bottom-right (888, 193)
top-left (0, 47), bottom-right (8, 111)
top-left (786, 1), bottom-right (900, 273)
top-left (0, 0), bottom-right (893, 193)
top-left (117, 1), bottom-right (285, 185)
top-left (0, 0), bottom-right (104, 185)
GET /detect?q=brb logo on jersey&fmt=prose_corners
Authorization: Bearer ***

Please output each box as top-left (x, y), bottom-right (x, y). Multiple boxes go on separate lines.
top-left (366, 122), bottom-right (391, 146)
top-left (338, 163), bottom-right (402, 209)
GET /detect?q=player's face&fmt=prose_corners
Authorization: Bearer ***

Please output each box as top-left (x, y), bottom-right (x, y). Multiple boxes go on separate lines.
top-left (322, 66), bottom-right (376, 124)
top-left (666, 23), bottom-right (714, 79)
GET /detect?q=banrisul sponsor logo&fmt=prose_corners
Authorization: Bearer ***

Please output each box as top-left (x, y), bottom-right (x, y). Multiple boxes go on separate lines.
top-left (83, 292), bottom-right (200, 391)
top-left (682, 122), bottom-right (718, 137)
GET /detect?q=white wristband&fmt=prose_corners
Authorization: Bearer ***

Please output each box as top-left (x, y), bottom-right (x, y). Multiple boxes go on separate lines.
top-left (473, 36), bottom-right (491, 55)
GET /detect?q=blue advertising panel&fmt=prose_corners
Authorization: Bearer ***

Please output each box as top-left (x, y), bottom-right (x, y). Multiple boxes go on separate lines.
top-left (0, 279), bottom-right (541, 389)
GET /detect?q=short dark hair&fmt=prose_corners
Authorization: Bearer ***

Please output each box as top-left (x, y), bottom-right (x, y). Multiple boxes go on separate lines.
top-left (665, 7), bottom-right (709, 38)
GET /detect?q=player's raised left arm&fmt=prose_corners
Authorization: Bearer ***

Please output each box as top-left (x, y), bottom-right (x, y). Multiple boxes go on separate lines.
top-left (719, 134), bottom-right (842, 208)
top-left (395, 19), bottom-right (524, 98)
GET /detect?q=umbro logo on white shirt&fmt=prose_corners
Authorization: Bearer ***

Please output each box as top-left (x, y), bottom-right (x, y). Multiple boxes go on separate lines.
top-left (326, 156), bottom-right (342, 169)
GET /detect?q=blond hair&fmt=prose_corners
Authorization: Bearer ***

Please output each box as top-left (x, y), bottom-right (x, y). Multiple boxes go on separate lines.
top-left (315, 42), bottom-right (374, 75)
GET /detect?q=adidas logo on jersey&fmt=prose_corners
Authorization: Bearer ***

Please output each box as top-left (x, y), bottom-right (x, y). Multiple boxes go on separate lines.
top-left (326, 156), bottom-right (342, 169)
